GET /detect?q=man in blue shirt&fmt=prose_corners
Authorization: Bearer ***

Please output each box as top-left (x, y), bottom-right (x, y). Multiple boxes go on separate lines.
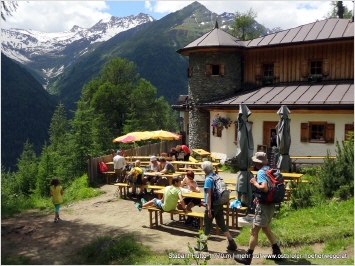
top-left (234, 152), bottom-right (282, 265)
top-left (194, 161), bottom-right (237, 252)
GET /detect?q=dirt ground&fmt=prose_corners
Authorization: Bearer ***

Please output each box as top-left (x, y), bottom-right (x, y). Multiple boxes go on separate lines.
top-left (1, 173), bottom-right (351, 265)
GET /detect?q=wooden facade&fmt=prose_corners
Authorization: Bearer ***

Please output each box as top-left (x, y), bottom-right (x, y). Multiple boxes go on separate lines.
top-left (243, 40), bottom-right (354, 84)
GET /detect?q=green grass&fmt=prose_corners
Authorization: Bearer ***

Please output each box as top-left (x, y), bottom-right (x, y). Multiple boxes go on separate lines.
top-left (1, 255), bottom-right (34, 265)
top-left (236, 198), bottom-right (354, 247)
top-left (1, 174), bottom-right (103, 218)
top-left (73, 234), bottom-right (185, 265)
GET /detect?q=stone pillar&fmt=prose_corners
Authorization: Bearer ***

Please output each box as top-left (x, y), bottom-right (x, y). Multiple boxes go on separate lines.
top-left (188, 108), bottom-right (209, 150)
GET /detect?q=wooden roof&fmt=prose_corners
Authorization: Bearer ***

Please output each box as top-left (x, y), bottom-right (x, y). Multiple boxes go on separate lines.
top-left (200, 82), bottom-right (354, 109)
top-left (177, 18), bottom-right (354, 55)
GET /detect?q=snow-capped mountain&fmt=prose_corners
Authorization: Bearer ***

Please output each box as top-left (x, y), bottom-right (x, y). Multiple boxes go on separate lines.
top-left (1, 13), bottom-right (154, 80)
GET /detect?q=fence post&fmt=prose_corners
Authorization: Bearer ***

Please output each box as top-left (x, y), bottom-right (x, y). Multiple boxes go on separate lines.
top-left (87, 154), bottom-right (93, 183)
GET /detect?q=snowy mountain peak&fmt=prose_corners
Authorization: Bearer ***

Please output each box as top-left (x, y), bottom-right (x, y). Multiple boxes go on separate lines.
top-left (1, 13), bottom-right (155, 79)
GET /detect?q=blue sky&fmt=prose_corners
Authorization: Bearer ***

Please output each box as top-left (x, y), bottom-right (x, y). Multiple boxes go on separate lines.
top-left (1, 1), bottom-right (353, 32)
top-left (105, 1), bottom-right (168, 20)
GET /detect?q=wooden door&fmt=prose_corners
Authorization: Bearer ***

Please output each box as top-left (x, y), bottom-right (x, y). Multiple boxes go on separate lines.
top-left (263, 121), bottom-right (278, 146)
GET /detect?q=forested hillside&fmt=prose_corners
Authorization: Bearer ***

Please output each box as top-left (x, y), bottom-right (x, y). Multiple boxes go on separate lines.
top-left (1, 53), bottom-right (58, 170)
top-left (47, 2), bottom-right (229, 114)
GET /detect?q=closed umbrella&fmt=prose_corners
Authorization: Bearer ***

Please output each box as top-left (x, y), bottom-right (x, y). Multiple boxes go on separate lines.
top-left (276, 105), bottom-right (292, 172)
top-left (236, 104), bottom-right (254, 209)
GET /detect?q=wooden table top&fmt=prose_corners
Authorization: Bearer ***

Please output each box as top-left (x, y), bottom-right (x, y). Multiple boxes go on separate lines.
top-left (192, 149), bottom-right (211, 156)
top-left (171, 161), bottom-right (219, 166)
top-left (290, 156), bottom-right (336, 160)
top-left (251, 170), bottom-right (303, 178)
top-left (144, 172), bottom-right (180, 177)
top-left (154, 189), bottom-right (236, 200)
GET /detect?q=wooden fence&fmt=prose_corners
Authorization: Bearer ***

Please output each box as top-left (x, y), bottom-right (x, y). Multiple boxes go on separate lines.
top-left (87, 139), bottom-right (182, 183)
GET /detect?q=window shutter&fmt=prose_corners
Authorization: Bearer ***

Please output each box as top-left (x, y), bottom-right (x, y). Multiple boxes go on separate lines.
top-left (300, 123), bottom-right (308, 142)
top-left (205, 65), bottom-right (212, 76)
top-left (345, 124), bottom-right (354, 140)
top-left (301, 60), bottom-right (308, 77)
top-left (220, 64), bottom-right (225, 77)
top-left (274, 62), bottom-right (280, 79)
top-left (325, 123), bottom-right (335, 143)
top-left (323, 59), bottom-right (329, 76)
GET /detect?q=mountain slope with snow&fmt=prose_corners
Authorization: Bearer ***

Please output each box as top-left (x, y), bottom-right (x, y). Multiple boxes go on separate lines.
top-left (1, 13), bottom-right (154, 80)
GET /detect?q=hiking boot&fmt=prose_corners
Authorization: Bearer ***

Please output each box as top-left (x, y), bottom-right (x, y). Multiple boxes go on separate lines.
top-left (135, 202), bottom-right (142, 211)
top-left (194, 241), bottom-right (208, 252)
top-left (234, 253), bottom-right (252, 265)
top-left (54, 217), bottom-right (58, 223)
top-left (227, 238), bottom-right (237, 250)
top-left (268, 248), bottom-right (283, 261)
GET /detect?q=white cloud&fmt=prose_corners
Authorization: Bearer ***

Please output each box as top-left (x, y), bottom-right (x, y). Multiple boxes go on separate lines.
top-left (144, 1), bottom-right (153, 11)
top-left (2, 1), bottom-right (111, 32)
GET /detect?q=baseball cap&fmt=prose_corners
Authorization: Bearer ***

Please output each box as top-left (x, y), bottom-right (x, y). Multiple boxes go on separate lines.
top-left (150, 156), bottom-right (157, 162)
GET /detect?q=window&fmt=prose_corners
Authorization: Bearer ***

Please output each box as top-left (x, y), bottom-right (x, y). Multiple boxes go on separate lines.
top-left (300, 122), bottom-right (335, 143)
top-left (205, 64), bottom-right (224, 77)
top-left (212, 126), bottom-right (223, 137)
top-left (310, 61), bottom-right (322, 75)
top-left (345, 124), bottom-right (354, 140)
top-left (263, 64), bottom-right (274, 77)
top-left (187, 66), bottom-right (193, 78)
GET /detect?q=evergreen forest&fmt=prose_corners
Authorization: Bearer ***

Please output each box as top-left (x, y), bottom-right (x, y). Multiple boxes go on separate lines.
top-left (1, 56), bottom-right (179, 214)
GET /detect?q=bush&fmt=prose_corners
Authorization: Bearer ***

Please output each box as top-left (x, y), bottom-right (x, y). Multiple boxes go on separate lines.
top-left (290, 132), bottom-right (354, 209)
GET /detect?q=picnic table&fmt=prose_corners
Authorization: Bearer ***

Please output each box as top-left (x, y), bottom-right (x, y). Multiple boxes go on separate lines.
top-left (170, 161), bottom-right (220, 173)
top-left (290, 156), bottom-right (336, 172)
top-left (251, 170), bottom-right (304, 183)
top-left (192, 149), bottom-right (211, 161)
top-left (144, 172), bottom-right (181, 185)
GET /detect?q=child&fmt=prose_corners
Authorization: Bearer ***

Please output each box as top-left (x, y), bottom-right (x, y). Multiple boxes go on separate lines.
top-left (50, 178), bottom-right (64, 223)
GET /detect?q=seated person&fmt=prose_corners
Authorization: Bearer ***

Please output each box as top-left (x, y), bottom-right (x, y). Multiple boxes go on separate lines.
top-left (177, 171), bottom-right (201, 222)
top-left (143, 155), bottom-right (161, 185)
top-left (137, 176), bottom-right (187, 212)
top-left (127, 160), bottom-right (144, 196)
top-left (159, 157), bottom-right (175, 174)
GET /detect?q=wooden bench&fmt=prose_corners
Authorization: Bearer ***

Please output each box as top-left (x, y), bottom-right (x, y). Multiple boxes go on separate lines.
top-left (103, 171), bottom-right (116, 184)
top-left (189, 156), bottom-right (199, 163)
top-left (227, 206), bottom-right (248, 228)
top-left (142, 206), bottom-right (223, 235)
top-left (210, 155), bottom-right (221, 163)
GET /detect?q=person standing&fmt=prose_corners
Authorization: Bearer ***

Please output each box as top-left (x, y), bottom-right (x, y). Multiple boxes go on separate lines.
top-left (50, 178), bottom-right (64, 223)
top-left (176, 144), bottom-right (191, 161)
top-left (234, 152), bottom-right (282, 265)
top-left (195, 161), bottom-right (237, 252)
top-left (270, 131), bottom-right (277, 147)
top-left (113, 149), bottom-right (126, 183)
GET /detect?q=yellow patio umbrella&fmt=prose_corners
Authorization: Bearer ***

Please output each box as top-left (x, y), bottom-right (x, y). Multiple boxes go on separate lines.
top-left (112, 131), bottom-right (154, 143)
top-left (150, 130), bottom-right (182, 153)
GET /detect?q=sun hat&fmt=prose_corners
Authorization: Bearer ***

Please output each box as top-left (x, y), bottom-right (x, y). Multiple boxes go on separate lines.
top-left (251, 152), bottom-right (268, 164)
top-left (150, 155), bottom-right (157, 162)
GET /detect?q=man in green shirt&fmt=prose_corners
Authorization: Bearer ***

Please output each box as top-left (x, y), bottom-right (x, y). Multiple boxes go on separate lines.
top-left (137, 176), bottom-right (187, 212)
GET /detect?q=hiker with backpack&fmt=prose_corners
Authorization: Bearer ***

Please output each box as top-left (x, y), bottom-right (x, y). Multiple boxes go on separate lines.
top-left (194, 161), bottom-right (237, 252)
top-left (234, 152), bottom-right (282, 265)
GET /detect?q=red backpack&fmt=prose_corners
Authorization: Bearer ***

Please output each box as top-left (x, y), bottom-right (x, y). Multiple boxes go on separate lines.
top-left (254, 169), bottom-right (285, 203)
top-left (98, 162), bottom-right (108, 173)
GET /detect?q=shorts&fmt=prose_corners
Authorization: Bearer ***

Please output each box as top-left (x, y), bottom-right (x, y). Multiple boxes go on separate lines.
top-left (253, 203), bottom-right (275, 227)
top-left (153, 198), bottom-right (163, 209)
top-left (54, 204), bottom-right (61, 213)
top-left (184, 197), bottom-right (201, 206)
